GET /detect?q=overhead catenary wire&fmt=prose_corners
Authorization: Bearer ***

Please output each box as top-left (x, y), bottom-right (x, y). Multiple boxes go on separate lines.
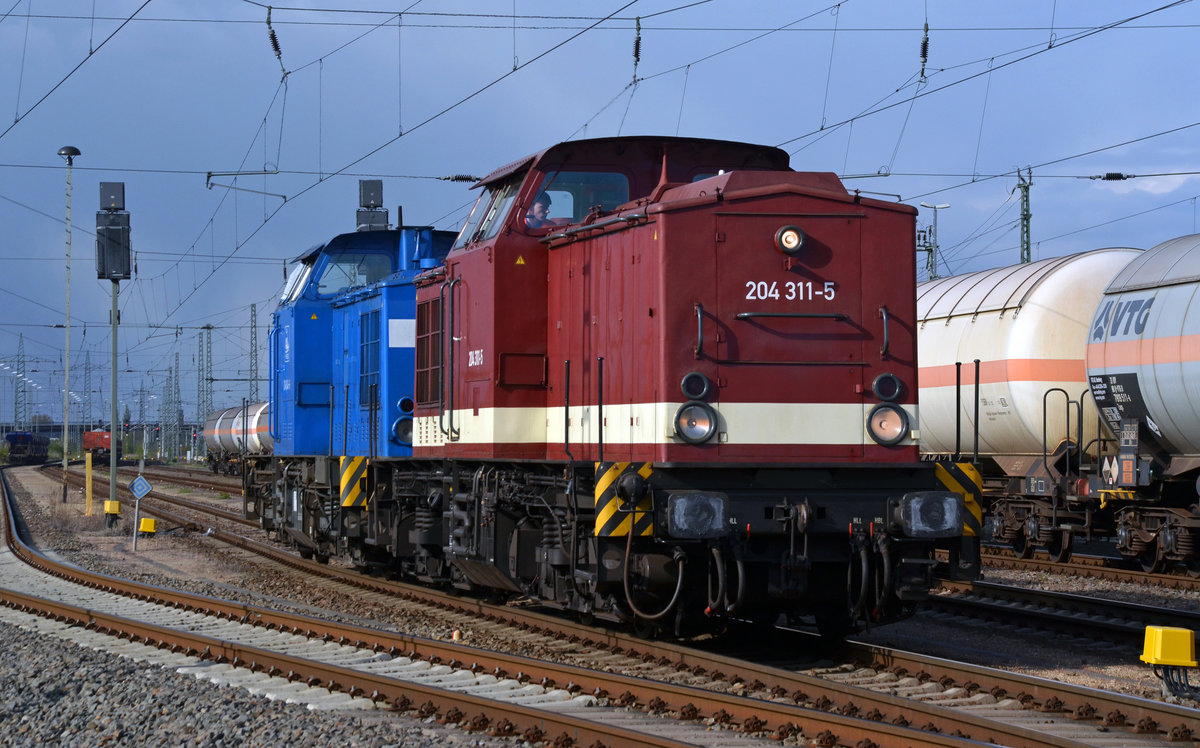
top-left (776, 0), bottom-right (1193, 151)
top-left (0, 0), bottom-right (153, 145)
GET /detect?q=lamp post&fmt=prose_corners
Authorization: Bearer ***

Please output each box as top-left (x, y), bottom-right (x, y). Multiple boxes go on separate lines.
top-left (919, 202), bottom-right (950, 280)
top-left (58, 145), bottom-right (80, 501)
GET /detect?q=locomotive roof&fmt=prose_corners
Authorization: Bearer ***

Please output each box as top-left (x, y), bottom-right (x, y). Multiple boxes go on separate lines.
top-left (473, 136), bottom-right (791, 187)
top-left (1105, 233), bottom-right (1200, 292)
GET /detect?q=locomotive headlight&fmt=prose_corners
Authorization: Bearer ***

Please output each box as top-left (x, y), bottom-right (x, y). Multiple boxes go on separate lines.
top-left (674, 400), bottom-right (718, 444)
top-left (895, 491), bottom-right (962, 538)
top-left (774, 224), bottom-right (805, 255)
top-left (866, 403), bottom-right (909, 446)
top-left (392, 416), bottom-right (413, 445)
top-left (665, 491), bottom-right (730, 539)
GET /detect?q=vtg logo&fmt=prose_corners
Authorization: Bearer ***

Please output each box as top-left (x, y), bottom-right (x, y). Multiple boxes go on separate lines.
top-left (1091, 297), bottom-right (1154, 341)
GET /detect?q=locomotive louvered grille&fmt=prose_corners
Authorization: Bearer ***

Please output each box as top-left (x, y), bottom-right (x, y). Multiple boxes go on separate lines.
top-left (415, 298), bottom-right (441, 405)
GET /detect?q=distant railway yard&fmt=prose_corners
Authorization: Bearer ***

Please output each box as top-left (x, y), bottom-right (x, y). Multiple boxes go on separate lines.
top-left (1, 462), bottom-right (1196, 747)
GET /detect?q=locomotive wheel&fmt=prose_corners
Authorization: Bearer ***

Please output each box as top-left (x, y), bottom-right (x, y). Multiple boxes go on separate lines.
top-left (1138, 541), bottom-right (1163, 574)
top-left (1047, 530), bottom-right (1072, 564)
top-left (1010, 531), bottom-right (1034, 559)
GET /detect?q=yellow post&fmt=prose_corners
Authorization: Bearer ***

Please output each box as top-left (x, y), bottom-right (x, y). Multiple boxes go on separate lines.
top-left (85, 451), bottom-right (93, 516)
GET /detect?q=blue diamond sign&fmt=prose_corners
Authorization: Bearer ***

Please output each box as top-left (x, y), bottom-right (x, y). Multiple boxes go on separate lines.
top-left (129, 475), bottom-right (152, 500)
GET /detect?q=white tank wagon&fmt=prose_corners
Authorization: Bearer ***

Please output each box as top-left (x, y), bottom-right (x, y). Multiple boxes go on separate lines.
top-left (1085, 234), bottom-right (1200, 571)
top-left (918, 248), bottom-right (1140, 457)
top-left (204, 402), bottom-right (272, 475)
top-left (916, 248), bottom-right (1141, 560)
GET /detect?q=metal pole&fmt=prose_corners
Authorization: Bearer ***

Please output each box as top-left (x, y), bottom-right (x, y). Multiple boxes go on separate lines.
top-left (59, 147), bottom-right (80, 501)
top-left (110, 280), bottom-right (119, 508)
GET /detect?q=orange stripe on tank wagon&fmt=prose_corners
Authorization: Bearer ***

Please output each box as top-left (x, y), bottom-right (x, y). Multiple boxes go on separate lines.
top-left (920, 358), bottom-right (1085, 387)
top-left (1086, 334), bottom-right (1200, 367)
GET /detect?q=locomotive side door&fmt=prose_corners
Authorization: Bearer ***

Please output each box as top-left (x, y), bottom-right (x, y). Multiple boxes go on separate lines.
top-left (712, 212), bottom-right (866, 460)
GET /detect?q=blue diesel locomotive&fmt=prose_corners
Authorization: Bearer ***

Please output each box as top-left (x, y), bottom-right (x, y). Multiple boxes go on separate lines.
top-left (240, 193), bottom-right (455, 562)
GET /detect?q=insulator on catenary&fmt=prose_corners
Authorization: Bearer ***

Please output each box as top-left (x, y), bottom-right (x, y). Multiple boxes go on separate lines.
top-left (269, 28), bottom-right (282, 59)
top-left (439, 174), bottom-right (481, 183)
top-left (632, 17), bottom-right (641, 82)
top-left (1092, 172), bottom-right (1133, 180)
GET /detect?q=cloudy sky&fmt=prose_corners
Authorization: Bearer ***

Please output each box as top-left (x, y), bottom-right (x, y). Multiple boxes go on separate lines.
top-left (1, 0), bottom-right (1198, 428)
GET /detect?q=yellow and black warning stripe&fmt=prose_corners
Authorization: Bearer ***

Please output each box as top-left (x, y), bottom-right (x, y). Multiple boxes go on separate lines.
top-left (594, 461), bottom-right (654, 537)
top-left (936, 461), bottom-right (984, 537)
top-left (1098, 488), bottom-right (1136, 508)
top-left (340, 456), bottom-right (370, 508)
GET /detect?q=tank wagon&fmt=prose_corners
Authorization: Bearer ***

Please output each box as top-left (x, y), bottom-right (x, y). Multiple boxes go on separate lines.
top-left (204, 403), bottom-right (271, 475)
top-left (236, 136), bottom-right (965, 637)
top-left (919, 238), bottom-right (1200, 573)
top-left (1087, 234), bottom-right (1200, 572)
top-left (5, 431), bottom-right (49, 465)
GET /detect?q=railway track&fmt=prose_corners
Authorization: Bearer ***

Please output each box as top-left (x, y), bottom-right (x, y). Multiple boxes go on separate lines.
top-left (10, 470), bottom-right (932, 748)
top-left (24, 466), bottom-right (1200, 747)
top-left (980, 545), bottom-right (1200, 593)
top-left (927, 579), bottom-right (1200, 649)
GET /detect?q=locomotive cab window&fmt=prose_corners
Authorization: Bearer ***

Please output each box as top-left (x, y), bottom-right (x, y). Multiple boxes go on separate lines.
top-left (281, 260), bottom-right (314, 302)
top-left (529, 170), bottom-right (630, 226)
top-left (316, 252), bottom-right (393, 296)
top-left (454, 176), bottom-right (525, 248)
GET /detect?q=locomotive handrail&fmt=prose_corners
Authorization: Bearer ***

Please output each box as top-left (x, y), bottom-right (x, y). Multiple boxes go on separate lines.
top-left (694, 303), bottom-right (704, 358)
top-left (267, 326), bottom-right (278, 441)
top-left (879, 305), bottom-right (890, 358)
top-left (442, 276), bottom-right (462, 441)
top-left (734, 312), bottom-right (847, 320)
top-left (545, 212), bottom-right (646, 242)
top-left (596, 356), bottom-right (604, 464)
top-left (439, 281), bottom-right (449, 438)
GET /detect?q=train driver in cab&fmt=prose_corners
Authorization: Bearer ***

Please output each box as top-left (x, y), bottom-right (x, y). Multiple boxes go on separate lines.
top-left (525, 191), bottom-right (552, 229)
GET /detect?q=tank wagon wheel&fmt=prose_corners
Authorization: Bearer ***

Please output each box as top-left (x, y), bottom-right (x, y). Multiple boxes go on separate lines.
top-left (1137, 541), bottom-right (1164, 574)
top-left (1010, 531), bottom-right (1034, 559)
top-left (1047, 530), bottom-right (1073, 564)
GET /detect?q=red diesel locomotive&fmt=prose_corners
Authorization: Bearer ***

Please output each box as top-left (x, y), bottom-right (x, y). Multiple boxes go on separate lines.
top-left (374, 136), bottom-right (962, 636)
